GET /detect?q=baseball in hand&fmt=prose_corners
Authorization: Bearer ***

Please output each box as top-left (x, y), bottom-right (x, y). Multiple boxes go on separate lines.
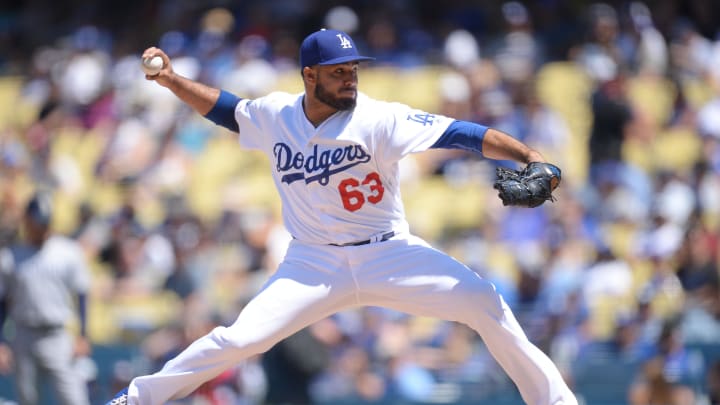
top-left (141, 56), bottom-right (163, 76)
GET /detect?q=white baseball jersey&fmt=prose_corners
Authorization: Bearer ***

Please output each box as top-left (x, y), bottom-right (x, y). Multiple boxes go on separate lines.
top-left (233, 91), bottom-right (453, 245)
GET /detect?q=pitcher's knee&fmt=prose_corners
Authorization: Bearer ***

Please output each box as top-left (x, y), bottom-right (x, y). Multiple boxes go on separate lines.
top-left (453, 278), bottom-right (505, 322)
top-left (211, 325), bottom-right (277, 355)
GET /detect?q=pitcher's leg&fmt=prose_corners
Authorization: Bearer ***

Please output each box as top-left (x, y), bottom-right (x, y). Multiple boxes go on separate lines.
top-left (352, 237), bottom-right (577, 405)
top-left (128, 248), bottom-right (357, 405)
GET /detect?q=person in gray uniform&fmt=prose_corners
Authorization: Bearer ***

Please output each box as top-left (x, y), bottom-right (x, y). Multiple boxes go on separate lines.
top-left (0, 192), bottom-right (92, 405)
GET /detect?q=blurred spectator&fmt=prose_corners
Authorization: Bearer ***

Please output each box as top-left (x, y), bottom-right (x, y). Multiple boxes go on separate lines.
top-left (323, 6), bottom-right (360, 36)
top-left (675, 214), bottom-right (718, 292)
top-left (443, 29), bottom-right (481, 72)
top-left (98, 202), bottom-right (148, 293)
top-left (493, 79), bottom-right (571, 166)
top-left (195, 7), bottom-right (237, 85)
top-left (668, 18), bottom-right (714, 83)
top-left (489, 1), bottom-right (545, 84)
top-left (312, 346), bottom-right (387, 403)
top-left (549, 288), bottom-right (593, 385)
top-left (581, 245), bottom-right (633, 312)
top-left (680, 274), bottom-right (720, 345)
top-left (56, 26), bottom-right (112, 114)
top-left (707, 360), bottom-right (720, 405)
top-left (609, 314), bottom-right (646, 361)
top-left (220, 35), bottom-right (278, 99)
top-left (696, 83), bottom-right (720, 173)
top-left (24, 100), bottom-right (64, 187)
top-left (634, 289), bottom-right (665, 347)
top-left (629, 320), bottom-right (698, 405)
top-left (263, 324), bottom-right (331, 405)
top-left (636, 253), bottom-right (685, 322)
top-left (311, 313), bottom-right (388, 403)
top-left (574, 3), bottom-right (626, 83)
top-left (626, 2), bottom-right (669, 77)
top-left (628, 355), bottom-right (696, 405)
top-left (587, 71), bottom-right (634, 169)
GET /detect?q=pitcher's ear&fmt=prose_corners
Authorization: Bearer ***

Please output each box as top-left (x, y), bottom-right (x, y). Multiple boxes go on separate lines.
top-left (302, 66), bottom-right (317, 81)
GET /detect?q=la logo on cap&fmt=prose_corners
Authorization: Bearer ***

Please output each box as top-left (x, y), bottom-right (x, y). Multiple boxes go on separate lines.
top-left (337, 34), bottom-right (352, 49)
top-left (299, 28), bottom-right (374, 67)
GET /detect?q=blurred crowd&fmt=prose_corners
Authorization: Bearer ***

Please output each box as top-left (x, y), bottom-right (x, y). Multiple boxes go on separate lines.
top-left (1, 0), bottom-right (720, 404)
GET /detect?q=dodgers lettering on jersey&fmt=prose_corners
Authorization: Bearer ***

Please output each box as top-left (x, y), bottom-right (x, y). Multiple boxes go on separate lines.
top-left (273, 142), bottom-right (371, 185)
top-left (233, 92), bottom-right (453, 244)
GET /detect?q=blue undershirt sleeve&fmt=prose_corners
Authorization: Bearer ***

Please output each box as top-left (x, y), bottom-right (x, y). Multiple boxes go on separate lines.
top-left (430, 120), bottom-right (489, 154)
top-left (204, 90), bottom-right (242, 132)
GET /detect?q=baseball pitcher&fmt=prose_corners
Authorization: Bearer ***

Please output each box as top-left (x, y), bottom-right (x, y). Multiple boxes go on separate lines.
top-left (107, 28), bottom-right (574, 405)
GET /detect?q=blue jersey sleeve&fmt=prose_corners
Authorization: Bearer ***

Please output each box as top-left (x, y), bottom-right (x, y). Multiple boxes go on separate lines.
top-left (430, 120), bottom-right (489, 154)
top-left (204, 90), bottom-right (242, 132)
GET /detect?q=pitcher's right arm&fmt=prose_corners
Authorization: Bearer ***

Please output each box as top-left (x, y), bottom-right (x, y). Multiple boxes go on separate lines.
top-left (141, 47), bottom-right (241, 132)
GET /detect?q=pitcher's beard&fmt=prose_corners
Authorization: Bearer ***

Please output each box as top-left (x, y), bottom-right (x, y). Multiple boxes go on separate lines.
top-left (315, 82), bottom-right (356, 110)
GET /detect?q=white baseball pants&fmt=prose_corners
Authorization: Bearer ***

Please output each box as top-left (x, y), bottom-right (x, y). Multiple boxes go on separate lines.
top-left (128, 234), bottom-right (577, 405)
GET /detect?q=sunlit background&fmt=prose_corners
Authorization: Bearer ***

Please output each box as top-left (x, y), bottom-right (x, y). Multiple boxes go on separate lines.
top-left (1, 0), bottom-right (720, 404)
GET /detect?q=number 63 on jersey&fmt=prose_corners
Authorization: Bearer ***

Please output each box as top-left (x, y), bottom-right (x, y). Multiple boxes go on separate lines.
top-left (338, 171), bottom-right (385, 212)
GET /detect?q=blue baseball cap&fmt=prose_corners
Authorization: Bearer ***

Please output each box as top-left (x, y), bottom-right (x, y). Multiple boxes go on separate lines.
top-left (25, 192), bottom-right (53, 227)
top-left (300, 29), bottom-right (374, 68)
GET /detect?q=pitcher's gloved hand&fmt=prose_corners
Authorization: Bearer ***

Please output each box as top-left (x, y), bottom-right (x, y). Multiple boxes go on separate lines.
top-left (493, 162), bottom-right (561, 208)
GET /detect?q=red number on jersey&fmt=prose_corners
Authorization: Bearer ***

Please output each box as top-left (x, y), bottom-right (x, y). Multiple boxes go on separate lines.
top-left (338, 178), bottom-right (364, 212)
top-left (338, 172), bottom-right (385, 212)
top-left (362, 172), bottom-right (385, 204)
